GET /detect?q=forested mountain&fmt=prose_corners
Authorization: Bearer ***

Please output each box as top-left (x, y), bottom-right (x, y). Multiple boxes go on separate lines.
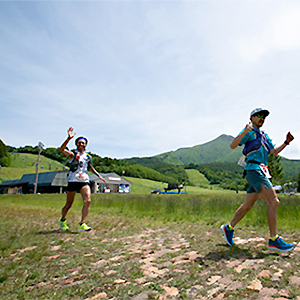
top-left (129, 135), bottom-right (243, 166)
top-left (280, 157), bottom-right (300, 181)
top-left (127, 134), bottom-right (300, 182)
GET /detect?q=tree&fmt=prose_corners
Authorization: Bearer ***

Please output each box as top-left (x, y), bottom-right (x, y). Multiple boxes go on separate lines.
top-left (268, 154), bottom-right (284, 183)
top-left (296, 172), bottom-right (300, 193)
top-left (0, 139), bottom-right (11, 167)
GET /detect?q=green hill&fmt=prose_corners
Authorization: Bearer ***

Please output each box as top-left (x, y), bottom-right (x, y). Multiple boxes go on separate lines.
top-left (186, 169), bottom-right (210, 187)
top-left (127, 134), bottom-right (300, 182)
top-left (128, 135), bottom-right (243, 166)
top-left (280, 157), bottom-right (300, 180)
top-left (10, 152), bottom-right (66, 170)
top-left (148, 135), bottom-right (242, 165)
top-left (0, 153), bottom-right (66, 181)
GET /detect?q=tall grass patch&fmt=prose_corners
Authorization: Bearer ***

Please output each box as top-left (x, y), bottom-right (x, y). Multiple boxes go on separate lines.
top-left (1, 193), bottom-right (299, 231)
top-left (90, 193), bottom-right (300, 230)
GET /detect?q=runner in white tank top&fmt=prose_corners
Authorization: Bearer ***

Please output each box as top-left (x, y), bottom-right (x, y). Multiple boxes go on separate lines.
top-left (58, 127), bottom-right (106, 232)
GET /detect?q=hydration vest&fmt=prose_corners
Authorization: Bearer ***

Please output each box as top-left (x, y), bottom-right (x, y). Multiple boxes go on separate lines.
top-left (242, 130), bottom-right (271, 156)
top-left (69, 151), bottom-right (92, 172)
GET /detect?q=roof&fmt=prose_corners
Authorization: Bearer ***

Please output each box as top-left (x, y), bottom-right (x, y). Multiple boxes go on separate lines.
top-left (0, 171), bottom-right (69, 188)
top-left (21, 172), bottom-right (57, 187)
top-left (89, 173), bottom-right (131, 185)
top-left (1, 171), bottom-right (130, 188)
top-left (0, 178), bottom-right (29, 187)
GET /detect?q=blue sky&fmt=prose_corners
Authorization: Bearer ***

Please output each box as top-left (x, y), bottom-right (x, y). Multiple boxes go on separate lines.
top-left (1, 1), bottom-right (300, 160)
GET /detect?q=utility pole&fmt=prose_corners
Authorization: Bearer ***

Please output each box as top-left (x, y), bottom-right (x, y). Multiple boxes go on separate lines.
top-left (185, 169), bottom-right (187, 193)
top-left (34, 142), bottom-right (45, 194)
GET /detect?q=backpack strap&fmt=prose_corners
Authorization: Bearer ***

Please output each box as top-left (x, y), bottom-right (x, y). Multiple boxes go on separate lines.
top-left (87, 154), bottom-right (92, 170)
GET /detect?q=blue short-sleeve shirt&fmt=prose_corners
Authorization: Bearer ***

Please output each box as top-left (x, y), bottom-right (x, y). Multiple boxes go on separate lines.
top-left (239, 128), bottom-right (274, 170)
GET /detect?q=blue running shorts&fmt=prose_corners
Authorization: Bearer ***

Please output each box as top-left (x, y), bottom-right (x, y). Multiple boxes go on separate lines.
top-left (245, 169), bottom-right (273, 194)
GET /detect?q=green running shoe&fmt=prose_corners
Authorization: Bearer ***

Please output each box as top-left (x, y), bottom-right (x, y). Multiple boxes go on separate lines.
top-left (59, 219), bottom-right (69, 230)
top-left (78, 223), bottom-right (91, 232)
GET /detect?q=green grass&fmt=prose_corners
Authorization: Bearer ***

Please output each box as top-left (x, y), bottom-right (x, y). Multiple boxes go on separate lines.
top-left (186, 169), bottom-right (210, 187)
top-left (1, 153), bottom-right (65, 181)
top-left (10, 153), bottom-right (64, 170)
top-left (123, 176), bottom-right (236, 195)
top-left (123, 177), bottom-right (166, 194)
top-left (1, 192), bottom-right (299, 229)
top-left (1, 193), bottom-right (300, 299)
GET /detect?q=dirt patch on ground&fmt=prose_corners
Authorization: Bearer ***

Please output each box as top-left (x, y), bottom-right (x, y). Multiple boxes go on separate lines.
top-left (2, 210), bottom-right (300, 299)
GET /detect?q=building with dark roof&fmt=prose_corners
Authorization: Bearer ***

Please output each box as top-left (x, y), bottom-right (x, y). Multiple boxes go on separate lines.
top-left (0, 171), bottom-right (69, 194)
top-left (0, 171), bottom-right (131, 194)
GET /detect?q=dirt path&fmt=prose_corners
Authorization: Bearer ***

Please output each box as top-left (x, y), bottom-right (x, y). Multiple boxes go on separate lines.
top-left (4, 213), bottom-right (300, 300)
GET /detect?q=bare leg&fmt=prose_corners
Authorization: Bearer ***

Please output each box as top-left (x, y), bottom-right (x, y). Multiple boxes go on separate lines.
top-left (61, 191), bottom-right (76, 220)
top-left (230, 192), bottom-right (259, 228)
top-left (259, 185), bottom-right (279, 237)
top-left (80, 185), bottom-right (91, 224)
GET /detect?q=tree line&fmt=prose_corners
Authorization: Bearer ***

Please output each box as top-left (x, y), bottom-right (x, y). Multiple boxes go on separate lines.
top-left (2, 140), bottom-right (299, 192)
top-left (3, 144), bottom-right (179, 184)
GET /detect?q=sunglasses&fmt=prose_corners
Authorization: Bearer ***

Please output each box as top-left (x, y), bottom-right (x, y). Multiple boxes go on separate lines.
top-left (254, 114), bottom-right (265, 119)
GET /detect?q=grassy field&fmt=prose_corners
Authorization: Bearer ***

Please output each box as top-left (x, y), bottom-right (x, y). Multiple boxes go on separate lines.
top-left (123, 176), bottom-right (235, 195)
top-left (0, 153), bottom-right (65, 181)
top-left (185, 169), bottom-right (210, 187)
top-left (1, 193), bottom-right (300, 299)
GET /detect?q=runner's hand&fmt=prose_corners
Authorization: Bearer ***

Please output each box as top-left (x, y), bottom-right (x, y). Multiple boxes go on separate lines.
top-left (68, 127), bottom-right (76, 139)
top-left (286, 132), bottom-right (294, 143)
top-left (245, 122), bottom-right (253, 133)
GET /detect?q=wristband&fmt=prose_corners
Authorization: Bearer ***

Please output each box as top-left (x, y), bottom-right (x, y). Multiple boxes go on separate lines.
top-left (284, 140), bottom-right (289, 145)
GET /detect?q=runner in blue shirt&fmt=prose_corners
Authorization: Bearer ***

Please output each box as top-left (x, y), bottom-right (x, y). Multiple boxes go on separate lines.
top-left (221, 108), bottom-right (295, 252)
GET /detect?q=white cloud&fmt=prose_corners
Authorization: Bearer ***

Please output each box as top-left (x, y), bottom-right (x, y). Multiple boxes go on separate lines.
top-left (235, 3), bottom-right (300, 62)
top-left (271, 5), bottom-right (300, 51)
top-left (1, 1), bottom-right (300, 160)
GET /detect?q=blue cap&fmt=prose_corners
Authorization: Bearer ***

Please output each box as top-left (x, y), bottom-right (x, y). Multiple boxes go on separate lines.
top-left (75, 136), bottom-right (88, 145)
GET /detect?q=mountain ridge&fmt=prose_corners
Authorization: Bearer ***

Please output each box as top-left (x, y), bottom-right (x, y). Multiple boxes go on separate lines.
top-left (135, 134), bottom-right (243, 165)
top-left (126, 134), bottom-right (300, 182)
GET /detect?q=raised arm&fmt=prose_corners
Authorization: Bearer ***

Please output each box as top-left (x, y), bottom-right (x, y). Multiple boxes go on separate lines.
top-left (59, 127), bottom-right (76, 158)
top-left (230, 122), bottom-right (253, 149)
top-left (270, 132), bottom-right (294, 156)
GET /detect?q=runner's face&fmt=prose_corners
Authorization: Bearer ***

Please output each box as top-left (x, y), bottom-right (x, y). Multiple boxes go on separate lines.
top-left (76, 139), bottom-right (86, 152)
top-left (251, 114), bottom-right (265, 128)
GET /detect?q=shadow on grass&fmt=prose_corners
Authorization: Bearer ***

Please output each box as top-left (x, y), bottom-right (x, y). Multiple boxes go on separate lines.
top-left (197, 244), bottom-right (285, 265)
top-left (36, 229), bottom-right (79, 235)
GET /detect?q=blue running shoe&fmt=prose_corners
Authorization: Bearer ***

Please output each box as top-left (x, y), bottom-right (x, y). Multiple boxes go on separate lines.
top-left (220, 224), bottom-right (234, 246)
top-left (268, 236), bottom-right (294, 252)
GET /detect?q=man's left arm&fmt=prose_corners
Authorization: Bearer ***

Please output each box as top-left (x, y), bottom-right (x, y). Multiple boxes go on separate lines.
top-left (270, 132), bottom-right (294, 156)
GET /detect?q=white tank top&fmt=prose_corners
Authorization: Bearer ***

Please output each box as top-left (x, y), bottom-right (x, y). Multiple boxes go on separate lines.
top-left (68, 151), bottom-right (90, 183)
